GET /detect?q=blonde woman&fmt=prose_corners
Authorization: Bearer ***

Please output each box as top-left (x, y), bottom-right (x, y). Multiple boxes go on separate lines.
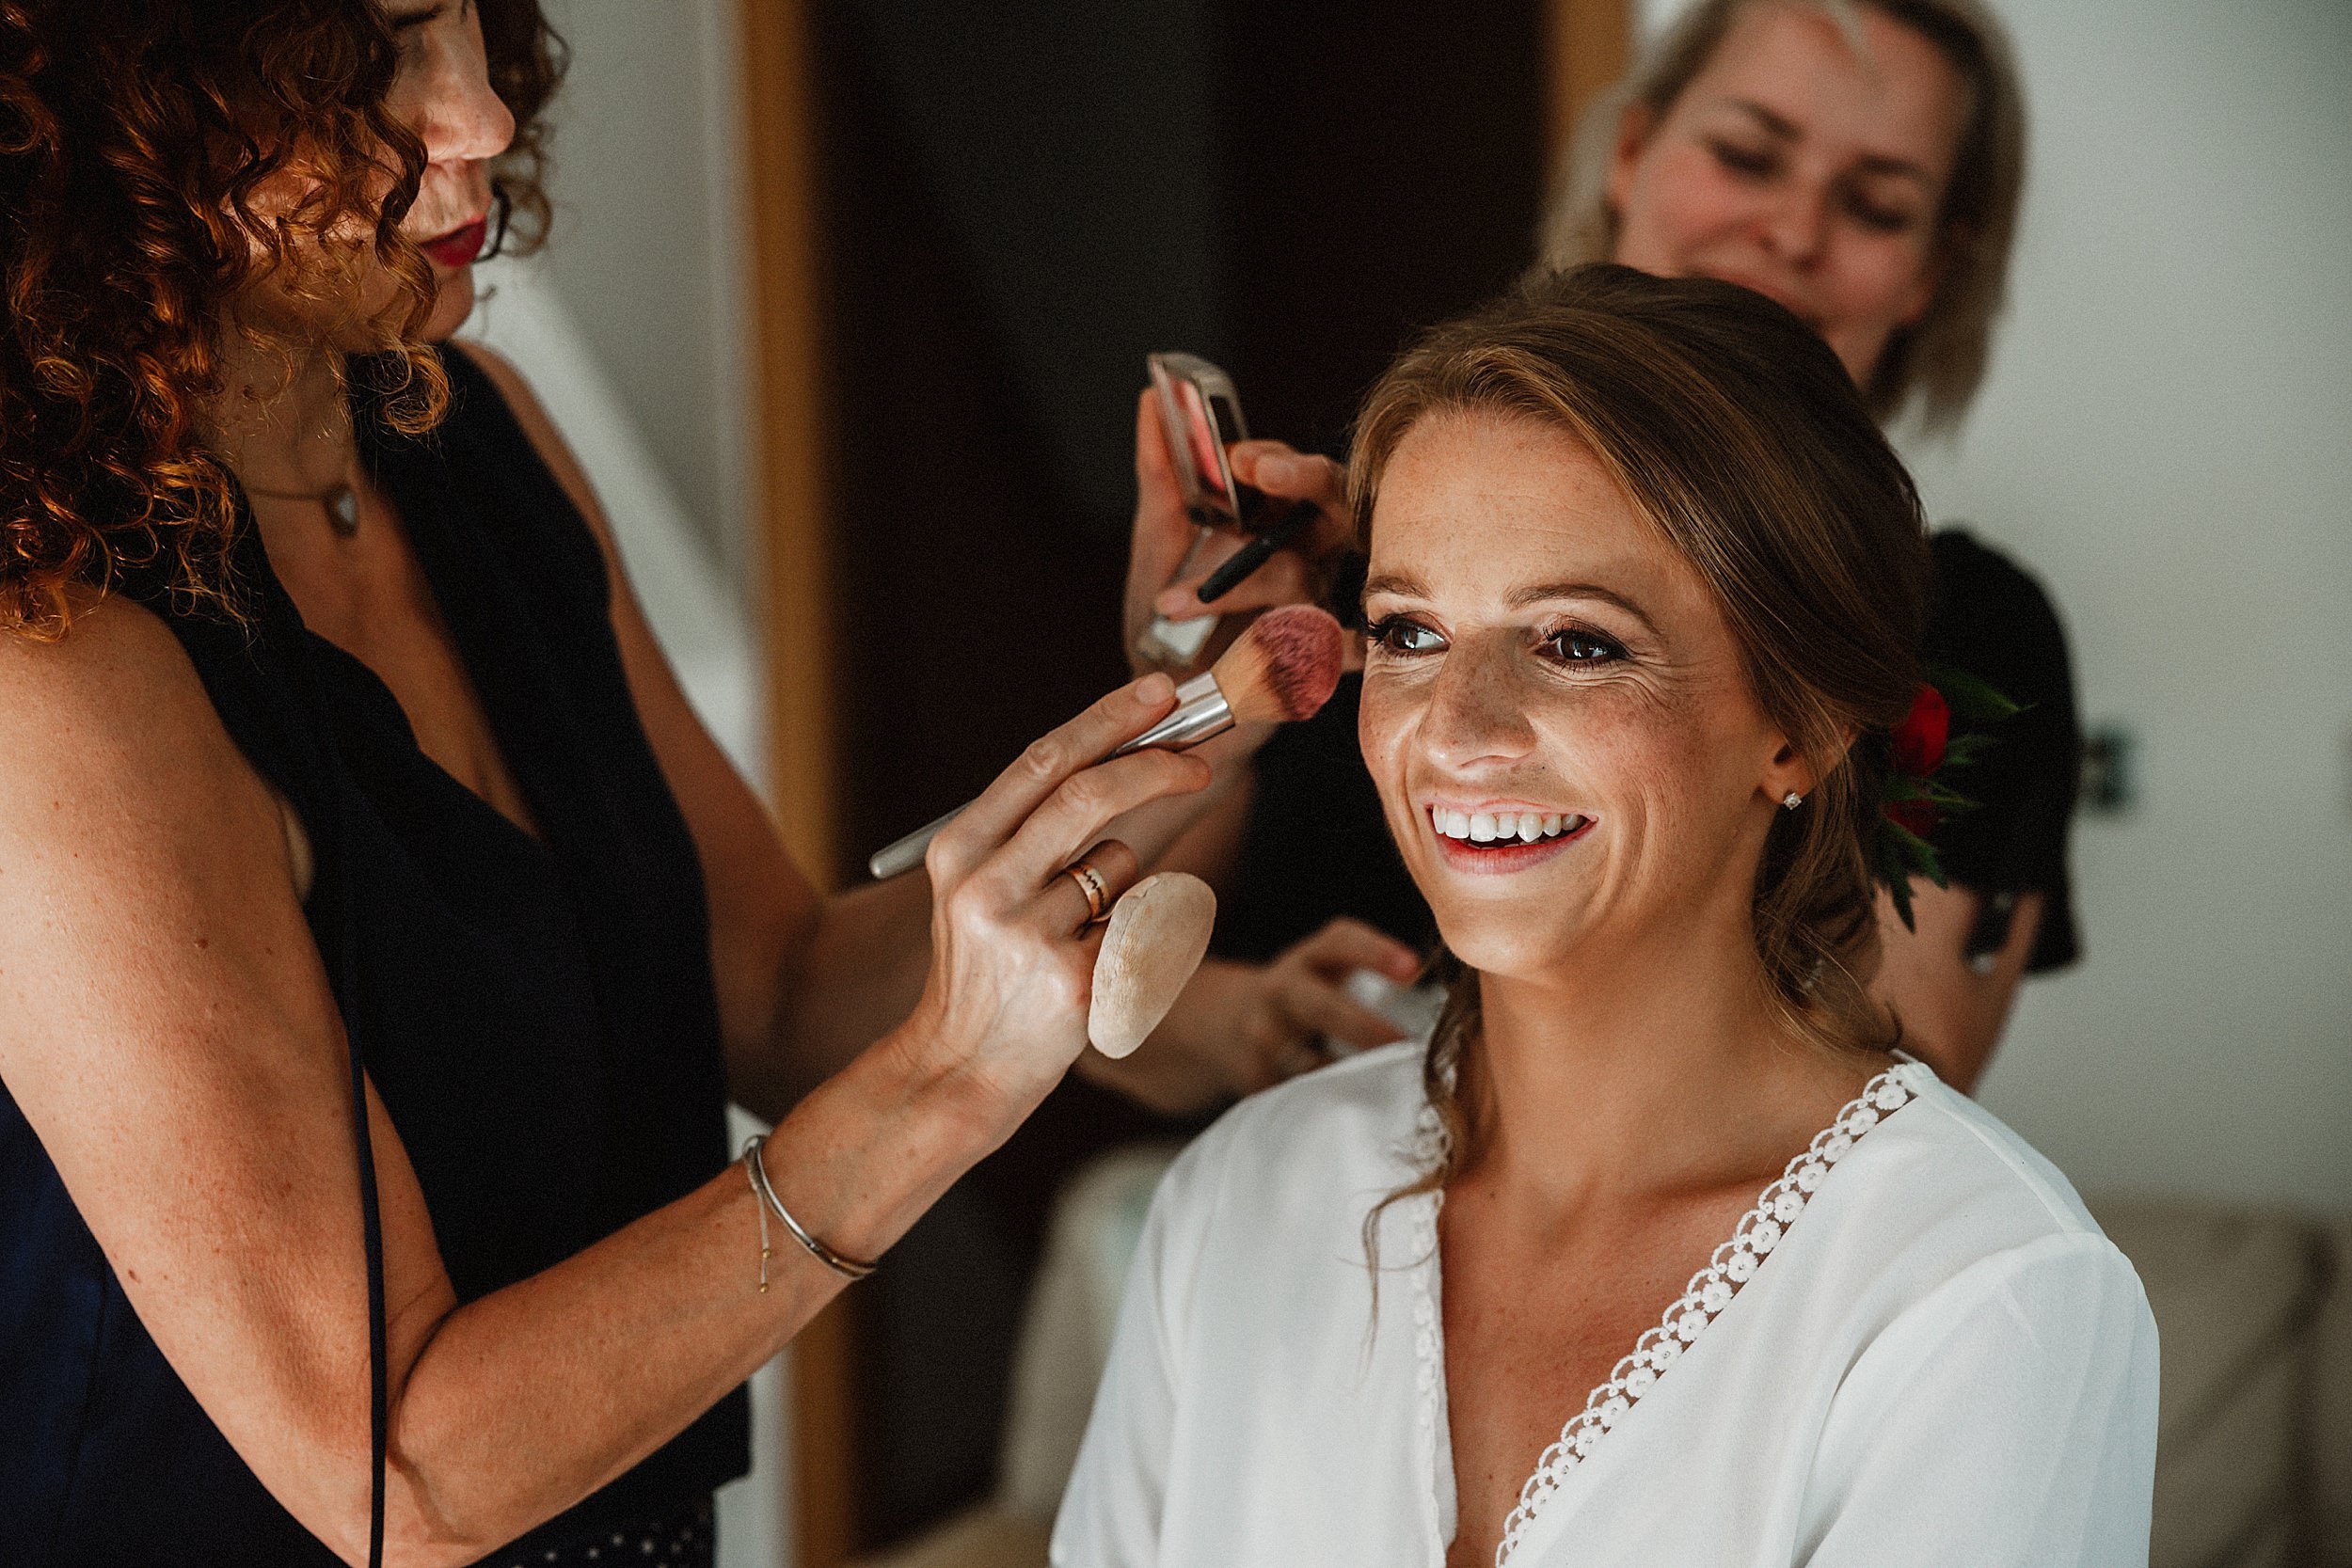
top-left (1059, 266), bottom-right (2153, 1568)
top-left (1115, 0), bottom-right (2076, 1101)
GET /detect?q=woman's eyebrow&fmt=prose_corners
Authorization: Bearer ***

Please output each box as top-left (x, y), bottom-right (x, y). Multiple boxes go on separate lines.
top-left (389, 1), bottom-right (451, 28)
top-left (1722, 97), bottom-right (1936, 189)
top-left (1364, 573), bottom-right (1659, 634)
top-left (1360, 571), bottom-right (1430, 600)
top-left (1506, 581), bottom-right (1659, 633)
top-left (1722, 98), bottom-right (1803, 140)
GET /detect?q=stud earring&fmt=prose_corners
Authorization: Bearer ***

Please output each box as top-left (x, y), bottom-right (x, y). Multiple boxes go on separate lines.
top-left (1783, 792), bottom-right (1804, 810)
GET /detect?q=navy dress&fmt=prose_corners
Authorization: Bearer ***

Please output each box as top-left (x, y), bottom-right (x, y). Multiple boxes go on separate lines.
top-left (0, 348), bottom-right (748, 1565)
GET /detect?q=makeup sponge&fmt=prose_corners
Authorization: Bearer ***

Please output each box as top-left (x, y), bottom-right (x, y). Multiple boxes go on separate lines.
top-left (1088, 872), bottom-right (1217, 1059)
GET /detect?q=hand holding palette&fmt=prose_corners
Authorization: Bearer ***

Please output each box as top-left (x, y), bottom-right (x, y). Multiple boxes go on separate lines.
top-left (1088, 872), bottom-right (1217, 1059)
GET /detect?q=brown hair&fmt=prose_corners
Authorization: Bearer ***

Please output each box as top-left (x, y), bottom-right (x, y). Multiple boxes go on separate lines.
top-left (1352, 264), bottom-right (1932, 1230)
top-left (0, 0), bottom-right (566, 637)
top-left (1538, 0), bottom-right (2027, 431)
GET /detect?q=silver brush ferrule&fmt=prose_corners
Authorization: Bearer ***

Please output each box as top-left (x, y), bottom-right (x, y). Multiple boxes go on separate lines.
top-left (1113, 672), bottom-right (1231, 755)
top-left (867, 674), bottom-right (1235, 880)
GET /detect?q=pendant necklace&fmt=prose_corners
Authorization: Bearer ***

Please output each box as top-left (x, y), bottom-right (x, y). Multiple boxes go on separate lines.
top-left (243, 475), bottom-right (361, 537)
top-left (235, 391), bottom-right (362, 537)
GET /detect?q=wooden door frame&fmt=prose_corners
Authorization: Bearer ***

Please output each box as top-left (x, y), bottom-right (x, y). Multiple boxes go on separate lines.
top-left (1551, 0), bottom-right (1636, 166)
top-left (736, 0), bottom-right (858, 1564)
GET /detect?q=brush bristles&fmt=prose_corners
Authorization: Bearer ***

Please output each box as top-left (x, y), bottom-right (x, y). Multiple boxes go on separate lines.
top-left (1212, 605), bottom-right (1345, 725)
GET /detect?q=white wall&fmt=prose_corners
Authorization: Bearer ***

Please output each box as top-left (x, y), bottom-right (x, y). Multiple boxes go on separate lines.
top-left (1899, 0), bottom-right (2352, 1211)
top-left (535, 0), bottom-right (757, 594)
top-left (1643, 0), bottom-right (2352, 1208)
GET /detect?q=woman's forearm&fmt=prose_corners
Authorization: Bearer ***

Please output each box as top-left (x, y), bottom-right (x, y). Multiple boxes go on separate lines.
top-left (375, 1032), bottom-right (996, 1567)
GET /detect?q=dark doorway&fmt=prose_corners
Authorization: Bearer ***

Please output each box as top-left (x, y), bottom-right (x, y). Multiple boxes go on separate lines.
top-left (811, 0), bottom-right (1549, 1546)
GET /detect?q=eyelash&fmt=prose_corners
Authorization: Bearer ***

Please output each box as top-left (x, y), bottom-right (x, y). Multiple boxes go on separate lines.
top-left (1843, 197), bottom-right (1915, 234)
top-left (1710, 138), bottom-right (1776, 178)
top-left (1708, 140), bottom-right (1919, 234)
top-left (1364, 615), bottom-right (1628, 669)
top-left (1363, 615), bottom-right (1432, 657)
top-left (1545, 626), bottom-right (1626, 665)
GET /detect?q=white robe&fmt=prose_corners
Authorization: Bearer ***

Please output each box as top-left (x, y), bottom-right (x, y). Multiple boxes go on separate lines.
top-left (1053, 1042), bottom-right (2158, 1567)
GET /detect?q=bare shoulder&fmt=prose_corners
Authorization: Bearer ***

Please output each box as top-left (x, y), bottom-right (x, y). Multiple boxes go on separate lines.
top-left (0, 589), bottom-right (299, 962)
top-left (0, 590), bottom-right (254, 798)
top-left (0, 581), bottom-right (329, 1138)
top-left (0, 593), bottom-right (437, 1538)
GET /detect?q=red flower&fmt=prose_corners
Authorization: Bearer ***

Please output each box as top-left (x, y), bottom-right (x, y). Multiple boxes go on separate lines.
top-left (1883, 798), bottom-right (1941, 837)
top-left (1891, 683), bottom-right (1949, 778)
top-left (1883, 684), bottom-right (1951, 838)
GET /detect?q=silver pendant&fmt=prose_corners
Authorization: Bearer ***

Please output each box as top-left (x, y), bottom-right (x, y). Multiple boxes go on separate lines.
top-left (326, 483), bottom-right (359, 537)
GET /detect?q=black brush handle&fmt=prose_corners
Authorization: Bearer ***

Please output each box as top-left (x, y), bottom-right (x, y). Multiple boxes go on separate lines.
top-left (1195, 499), bottom-right (1320, 605)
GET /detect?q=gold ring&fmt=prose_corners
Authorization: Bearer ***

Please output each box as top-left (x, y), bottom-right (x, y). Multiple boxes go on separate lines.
top-left (1061, 859), bottom-right (1110, 924)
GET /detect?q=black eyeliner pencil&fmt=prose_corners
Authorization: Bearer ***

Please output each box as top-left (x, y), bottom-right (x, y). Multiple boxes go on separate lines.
top-left (1195, 498), bottom-right (1320, 605)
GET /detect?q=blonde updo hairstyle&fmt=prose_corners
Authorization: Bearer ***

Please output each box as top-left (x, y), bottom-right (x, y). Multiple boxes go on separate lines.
top-left (1351, 264), bottom-right (1932, 1207)
top-left (1540, 0), bottom-right (2027, 431)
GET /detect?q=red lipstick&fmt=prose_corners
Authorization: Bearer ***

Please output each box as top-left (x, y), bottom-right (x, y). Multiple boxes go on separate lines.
top-left (421, 218), bottom-right (487, 270)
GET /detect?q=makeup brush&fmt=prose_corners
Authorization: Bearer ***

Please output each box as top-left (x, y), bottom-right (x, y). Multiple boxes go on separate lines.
top-left (866, 604), bottom-right (1346, 880)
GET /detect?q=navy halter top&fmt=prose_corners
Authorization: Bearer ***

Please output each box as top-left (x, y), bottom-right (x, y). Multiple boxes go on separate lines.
top-left (0, 347), bottom-right (750, 1564)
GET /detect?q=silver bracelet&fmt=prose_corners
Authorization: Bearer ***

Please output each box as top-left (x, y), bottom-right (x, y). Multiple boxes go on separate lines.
top-left (741, 1134), bottom-right (880, 1282)
top-left (743, 1140), bottom-right (774, 1293)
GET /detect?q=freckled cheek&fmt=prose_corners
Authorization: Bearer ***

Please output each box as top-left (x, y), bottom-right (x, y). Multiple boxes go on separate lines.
top-left (1357, 676), bottom-right (1426, 837)
top-left (1538, 690), bottom-right (1723, 836)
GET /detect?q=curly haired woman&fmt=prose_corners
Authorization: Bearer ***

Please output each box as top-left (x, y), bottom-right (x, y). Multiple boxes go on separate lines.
top-left (0, 4), bottom-right (1224, 1564)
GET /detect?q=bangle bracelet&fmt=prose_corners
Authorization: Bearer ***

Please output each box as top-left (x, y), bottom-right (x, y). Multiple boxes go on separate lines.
top-left (741, 1134), bottom-right (880, 1282)
top-left (743, 1141), bottom-right (774, 1293)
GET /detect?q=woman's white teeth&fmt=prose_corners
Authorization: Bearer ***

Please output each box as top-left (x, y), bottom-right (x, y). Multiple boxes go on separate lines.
top-left (1433, 808), bottom-right (1583, 844)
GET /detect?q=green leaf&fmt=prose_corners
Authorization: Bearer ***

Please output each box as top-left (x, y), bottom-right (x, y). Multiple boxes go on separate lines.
top-left (1939, 733), bottom-right (1996, 769)
top-left (1924, 660), bottom-right (2022, 726)
top-left (1882, 869), bottom-right (1919, 930)
top-left (1882, 817), bottom-right (1949, 889)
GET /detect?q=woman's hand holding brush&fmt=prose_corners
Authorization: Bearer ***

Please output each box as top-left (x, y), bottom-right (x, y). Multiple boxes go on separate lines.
top-left (866, 605), bottom-right (1347, 880)
top-left (890, 674), bottom-right (1214, 1140)
top-left (862, 608), bottom-right (1347, 1135)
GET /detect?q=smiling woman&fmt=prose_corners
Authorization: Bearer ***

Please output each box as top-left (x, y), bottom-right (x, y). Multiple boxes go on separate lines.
top-left (1346, 264), bottom-right (1931, 1066)
top-left (1546, 0), bottom-right (2024, 429)
top-left (1129, 0), bottom-right (2066, 1106)
top-left (1053, 267), bottom-right (2155, 1568)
